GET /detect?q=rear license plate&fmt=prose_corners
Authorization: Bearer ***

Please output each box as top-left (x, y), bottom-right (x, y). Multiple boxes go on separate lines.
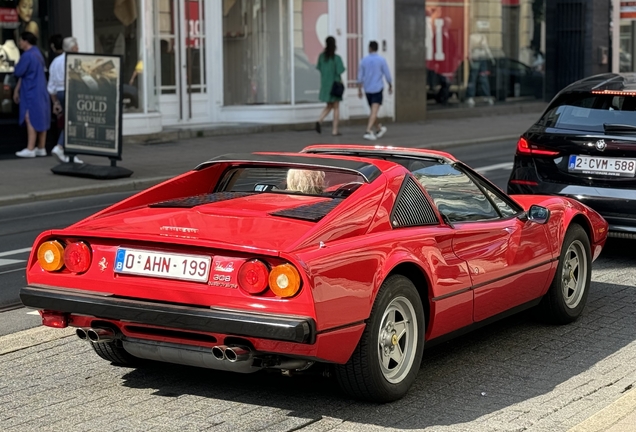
top-left (568, 155), bottom-right (636, 177)
top-left (114, 248), bottom-right (211, 283)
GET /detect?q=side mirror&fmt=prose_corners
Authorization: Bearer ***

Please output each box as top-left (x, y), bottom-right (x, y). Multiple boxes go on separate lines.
top-left (527, 205), bottom-right (550, 224)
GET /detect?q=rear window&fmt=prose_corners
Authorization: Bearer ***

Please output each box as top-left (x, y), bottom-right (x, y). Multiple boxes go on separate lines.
top-left (216, 166), bottom-right (366, 197)
top-left (540, 92), bottom-right (636, 133)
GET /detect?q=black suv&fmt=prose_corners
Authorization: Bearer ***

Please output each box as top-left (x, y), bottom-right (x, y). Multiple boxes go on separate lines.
top-left (508, 73), bottom-right (636, 238)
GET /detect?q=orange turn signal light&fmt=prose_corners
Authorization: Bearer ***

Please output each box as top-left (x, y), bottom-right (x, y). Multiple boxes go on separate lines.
top-left (37, 241), bottom-right (65, 272)
top-left (268, 264), bottom-right (301, 298)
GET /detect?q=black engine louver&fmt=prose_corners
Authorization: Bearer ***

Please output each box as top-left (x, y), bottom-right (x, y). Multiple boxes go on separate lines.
top-left (391, 176), bottom-right (439, 227)
top-left (149, 192), bottom-right (255, 208)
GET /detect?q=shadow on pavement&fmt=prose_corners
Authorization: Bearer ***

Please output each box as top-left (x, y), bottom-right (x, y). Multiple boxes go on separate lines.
top-left (115, 242), bottom-right (636, 429)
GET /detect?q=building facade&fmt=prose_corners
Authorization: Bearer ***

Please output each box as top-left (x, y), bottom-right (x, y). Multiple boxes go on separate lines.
top-left (0, 0), bottom-right (621, 142)
top-left (70, 0), bottom-right (396, 136)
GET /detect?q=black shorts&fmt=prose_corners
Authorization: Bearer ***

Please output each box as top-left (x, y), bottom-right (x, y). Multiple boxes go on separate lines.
top-left (365, 91), bottom-right (383, 106)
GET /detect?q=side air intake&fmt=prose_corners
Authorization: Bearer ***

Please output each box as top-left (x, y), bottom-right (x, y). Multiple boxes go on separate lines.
top-left (391, 176), bottom-right (439, 227)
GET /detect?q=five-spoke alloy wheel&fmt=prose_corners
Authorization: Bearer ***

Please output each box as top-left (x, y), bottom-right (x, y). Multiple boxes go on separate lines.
top-left (336, 275), bottom-right (425, 402)
top-left (538, 224), bottom-right (592, 324)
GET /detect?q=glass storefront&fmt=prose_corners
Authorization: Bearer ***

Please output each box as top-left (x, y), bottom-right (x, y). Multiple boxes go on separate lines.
top-left (294, 0), bottom-right (329, 104)
top-left (426, 0), bottom-right (545, 108)
top-left (0, 0), bottom-right (50, 119)
top-left (222, 0), bottom-right (291, 106)
top-left (93, 0), bottom-right (157, 114)
top-left (620, 1), bottom-right (636, 72)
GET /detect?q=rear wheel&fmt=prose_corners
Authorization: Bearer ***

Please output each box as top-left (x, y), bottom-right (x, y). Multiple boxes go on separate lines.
top-left (538, 224), bottom-right (591, 324)
top-left (91, 340), bottom-right (139, 366)
top-left (335, 275), bottom-right (425, 402)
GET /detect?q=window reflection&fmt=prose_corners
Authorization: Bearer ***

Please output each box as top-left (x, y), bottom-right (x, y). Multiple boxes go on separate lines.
top-left (412, 163), bottom-right (499, 223)
top-left (223, 0), bottom-right (291, 105)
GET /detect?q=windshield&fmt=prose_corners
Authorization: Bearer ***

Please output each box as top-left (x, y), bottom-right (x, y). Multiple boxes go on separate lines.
top-left (540, 92), bottom-right (636, 133)
top-left (216, 166), bottom-right (366, 197)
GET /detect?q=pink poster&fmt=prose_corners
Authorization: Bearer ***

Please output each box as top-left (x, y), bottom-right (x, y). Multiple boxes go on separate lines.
top-left (302, 1), bottom-right (329, 65)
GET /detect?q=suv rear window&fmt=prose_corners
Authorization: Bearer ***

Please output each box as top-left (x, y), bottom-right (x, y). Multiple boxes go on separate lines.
top-left (540, 92), bottom-right (636, 133)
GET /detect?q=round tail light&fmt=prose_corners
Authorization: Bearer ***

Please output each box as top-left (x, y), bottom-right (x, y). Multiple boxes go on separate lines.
top-left (269, 264), bottom-right (301, 298)
top-left (37, 241), bottom-right (65, 271)
top-left (238, 259), bottom-right (269, 294)
top-left (64, 242), bottom-right (92, 274)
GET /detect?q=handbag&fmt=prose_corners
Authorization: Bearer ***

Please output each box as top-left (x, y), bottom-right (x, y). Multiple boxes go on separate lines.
top-left (331, 81), bottom-right (344, 98)
top-left (329, 56), bottom-right (344, 98)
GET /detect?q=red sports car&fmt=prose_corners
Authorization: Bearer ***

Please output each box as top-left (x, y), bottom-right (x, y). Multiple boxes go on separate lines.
top-left (21, 145), bottom-right (608, 402)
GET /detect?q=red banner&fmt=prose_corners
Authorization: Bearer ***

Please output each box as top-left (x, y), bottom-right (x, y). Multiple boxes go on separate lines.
top-left (621, 1), bottom-right (636, 19)
top-left (186, 0), bottom-right (201, 49)
top-left (0, 7), bottom-right (19, 29)
top-left (426, 4), bottom-right (465, 79)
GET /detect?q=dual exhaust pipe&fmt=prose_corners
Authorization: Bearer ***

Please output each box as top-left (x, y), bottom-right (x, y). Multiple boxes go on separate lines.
top-left (211, 345), bottom-right (252, 363)
top-left (77, 329), bottom-right (253, 363)
top-left (76, 327), bottom-right (116, 343)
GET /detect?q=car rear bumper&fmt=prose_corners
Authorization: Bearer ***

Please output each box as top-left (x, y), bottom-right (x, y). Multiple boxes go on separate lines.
top-left (509, 167), bottom-right (636, 234)
top-left (20, 286), bottom-right (316, 344)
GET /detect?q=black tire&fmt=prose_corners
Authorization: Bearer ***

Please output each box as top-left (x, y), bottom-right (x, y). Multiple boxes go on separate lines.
top-left (91, 340), bottom-right (140, 366)
top-left (537, 224), bottom-right (591, 324)
top-left (335, 275), bottom-right (425, 402)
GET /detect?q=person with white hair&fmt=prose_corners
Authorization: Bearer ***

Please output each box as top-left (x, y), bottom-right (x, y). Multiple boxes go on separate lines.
top-left (47, 36), bottom-right (82, 164)
top-left (286, 169), bottom-right (325, 195)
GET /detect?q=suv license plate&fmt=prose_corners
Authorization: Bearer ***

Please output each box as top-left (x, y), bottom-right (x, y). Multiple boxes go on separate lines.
top-left (114, 248), bottom-right (211, 283)
top-left (568, 155), bottom-right (636, 177)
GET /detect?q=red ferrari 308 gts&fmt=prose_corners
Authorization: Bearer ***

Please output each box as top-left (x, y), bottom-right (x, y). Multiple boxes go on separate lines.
top-left (21, 145), bottom-right (608, 402)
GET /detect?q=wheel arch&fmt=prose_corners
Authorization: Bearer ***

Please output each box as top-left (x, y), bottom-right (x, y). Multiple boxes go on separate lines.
top-left (385, 262), bottom-right (432, 332)
top-left (569, 214), bottom-right (592, 243)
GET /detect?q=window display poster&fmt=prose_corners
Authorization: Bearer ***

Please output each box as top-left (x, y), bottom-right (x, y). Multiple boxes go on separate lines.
top-left (64, 52), bottom-right (123, 159)
top-left (426, 3), bottom-right (465, 80)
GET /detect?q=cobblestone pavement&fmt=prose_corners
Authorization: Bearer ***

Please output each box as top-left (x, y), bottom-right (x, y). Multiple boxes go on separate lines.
top-left (1, 238), bottom-right (635, 432)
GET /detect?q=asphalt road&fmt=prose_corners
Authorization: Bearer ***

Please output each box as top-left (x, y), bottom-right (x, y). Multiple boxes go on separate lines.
top-left (1, 139), bottom-right (635, 431)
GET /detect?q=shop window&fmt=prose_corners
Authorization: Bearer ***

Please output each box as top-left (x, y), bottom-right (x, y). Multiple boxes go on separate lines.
top-left (0, 0), bottom-right (51, 119)
top-left (425, 0), bottom-right (545, 108)
top-left (293, 0), bottom-right (328, 104)
top-left (222, 0), bottom-right (291, 106)
top-left (93, 0), bottom-right (145, 113)
top-left (346, 0), bottom-right (363, 89)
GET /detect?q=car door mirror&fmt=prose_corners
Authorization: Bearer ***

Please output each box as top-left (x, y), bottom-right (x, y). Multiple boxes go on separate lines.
top-left (527, 205), bottom-right (550, 224)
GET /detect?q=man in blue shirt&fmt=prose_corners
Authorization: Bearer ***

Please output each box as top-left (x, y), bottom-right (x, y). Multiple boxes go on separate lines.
top-left (358, 41), bottom-right (392, 141)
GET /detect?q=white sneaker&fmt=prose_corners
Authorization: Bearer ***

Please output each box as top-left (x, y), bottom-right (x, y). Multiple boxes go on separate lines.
top-left (15, 148), bottom-right (36, 158)
top-left (466, 97), bottom-right (475, 107)
top-left (363, 131), bottom-right (377, 141)
top-left (376, 126), bottom-right (387, 138)
top-left (34, 148), bottom-right (47, 157)
top-left (51, 145), bottom-right (69, 163)
top-left (72, 156), bottom-right (84, 164)
top-left (486, 97), bottom-right (495, 106)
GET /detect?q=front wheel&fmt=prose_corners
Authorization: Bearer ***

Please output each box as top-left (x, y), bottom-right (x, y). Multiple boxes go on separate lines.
top-left (335, 275), bottom-right (425, 402)
top-left (537, 224), bottom-right (591, 324)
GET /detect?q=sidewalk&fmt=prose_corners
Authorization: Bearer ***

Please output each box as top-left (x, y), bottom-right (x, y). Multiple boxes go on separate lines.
top-left (0, 109), bottom-right (543, 207)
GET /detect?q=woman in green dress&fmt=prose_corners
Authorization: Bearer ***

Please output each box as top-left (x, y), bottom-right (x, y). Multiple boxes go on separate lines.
top-left (316, 36), bottom-right (345, 136)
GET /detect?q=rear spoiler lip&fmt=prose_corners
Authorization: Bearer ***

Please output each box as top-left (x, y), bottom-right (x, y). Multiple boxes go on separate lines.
top-left (194, 153), bottom-right (382, 183)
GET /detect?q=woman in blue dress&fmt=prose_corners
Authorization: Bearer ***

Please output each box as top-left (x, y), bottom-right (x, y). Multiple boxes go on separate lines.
top-left (14, 31), bottom-right (50, 158)
top-left (315, 36), bottom-right (345, 136)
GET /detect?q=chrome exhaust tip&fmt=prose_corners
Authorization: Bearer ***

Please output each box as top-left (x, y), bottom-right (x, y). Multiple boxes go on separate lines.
top-left (86, 327), bottom-right (116, 343)
top-left (224, 346), bottom-right (251, 363)
top-left (76, 328), bottom-right (88, 341)
top-left (211, 345), bottom-right (227, 361)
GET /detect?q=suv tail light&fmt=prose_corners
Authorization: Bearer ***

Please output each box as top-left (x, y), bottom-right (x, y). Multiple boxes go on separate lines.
top-left (516, 137), bottom-right (560, 157)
